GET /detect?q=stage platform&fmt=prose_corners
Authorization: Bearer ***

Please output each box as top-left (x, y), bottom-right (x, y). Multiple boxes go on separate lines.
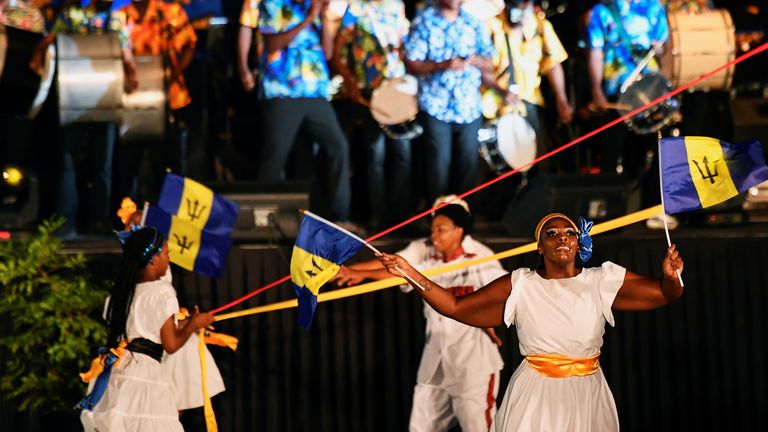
top-left (3, 221), bottom-right (768, 431)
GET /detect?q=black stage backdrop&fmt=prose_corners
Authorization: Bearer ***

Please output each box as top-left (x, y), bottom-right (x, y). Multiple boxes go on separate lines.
top-left (2, 229), bottom-right (768, 431)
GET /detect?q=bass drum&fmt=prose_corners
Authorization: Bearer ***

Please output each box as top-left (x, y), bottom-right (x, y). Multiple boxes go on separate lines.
top-left (617, 72), bottom-right (680, 135)
top-left (478, 112), bottom-right (537, 175)
top-left (369, 75), bottom-right (423, 140)
top-left (0, 23), bottom-right (55, 118)
top-left (120, 55), bottom-right (166, 143)
top-left (57, 32), bottom-right (124, 124)
top-left (660, 9), bottom-right (736, 91)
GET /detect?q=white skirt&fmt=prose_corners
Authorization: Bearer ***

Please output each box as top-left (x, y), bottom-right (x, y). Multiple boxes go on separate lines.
top-left (492, 361), bottom-right (619, 431)
top-left (81, 352), bottom-right (183, 432)
top-left (163, 334), bottom-right (226, 410)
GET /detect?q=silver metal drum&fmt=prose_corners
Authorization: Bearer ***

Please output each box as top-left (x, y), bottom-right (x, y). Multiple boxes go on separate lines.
top-left (0, 23), bottom-right (55, 118)
top-left (56, 32), bottom-right (124, 124)
top-left (120, 55), bottom-right (166, 143)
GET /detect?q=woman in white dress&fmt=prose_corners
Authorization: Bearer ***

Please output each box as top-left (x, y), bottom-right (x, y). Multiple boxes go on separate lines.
top-left (79, 227), bottom-right (215, 432)
top-left (378, 212), bottom-right (685, 431)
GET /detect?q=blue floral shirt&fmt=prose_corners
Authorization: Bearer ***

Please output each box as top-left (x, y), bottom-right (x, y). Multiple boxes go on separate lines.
top-left (258, 0), bottom-right (330, 99)
top-left (405, 7), bottom-right (494, 124)
top-left (586, 0), bottom-right (669, 97)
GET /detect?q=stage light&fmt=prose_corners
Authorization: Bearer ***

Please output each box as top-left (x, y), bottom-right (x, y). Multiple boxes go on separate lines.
top-left (3, 167), bottom-right (24, 187)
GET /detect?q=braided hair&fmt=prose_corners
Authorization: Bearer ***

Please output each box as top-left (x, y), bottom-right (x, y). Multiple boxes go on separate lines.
top-left (105, 227), bottom-right (165, 348)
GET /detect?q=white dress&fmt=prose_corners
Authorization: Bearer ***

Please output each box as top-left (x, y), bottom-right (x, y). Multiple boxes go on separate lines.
top-left (163, 332), bottom-right (226, 410)
top-left (492, 262), bottom-right (626, 432)
top-left (81, 280), bottom-right (183, 432)
top-left (160, 270), bottom-right (226, 411)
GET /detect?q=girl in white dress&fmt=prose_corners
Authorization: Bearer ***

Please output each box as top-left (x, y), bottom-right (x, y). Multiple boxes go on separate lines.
top-left (79, 227), bottom-right (215, 432)
top-left (378, 212), bottom-right (685, 431)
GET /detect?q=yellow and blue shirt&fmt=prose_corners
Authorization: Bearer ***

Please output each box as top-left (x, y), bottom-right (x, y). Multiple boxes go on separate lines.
top-left (51, 4), bottom-right (131, 49)
top-left (586, 0), bottom-right (668, 97)
top-left (484, 14), bottom-right (568, 118)
top-left (258, 0), bottom-right (330, 99)
top-left (337, 0), bottom-right (409, 90)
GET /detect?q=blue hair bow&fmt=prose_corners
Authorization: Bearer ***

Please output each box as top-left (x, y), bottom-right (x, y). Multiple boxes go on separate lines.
top-left (577, 217), bottom-right (593, 263)
top-left (114, 225), bottom-right (143, 246)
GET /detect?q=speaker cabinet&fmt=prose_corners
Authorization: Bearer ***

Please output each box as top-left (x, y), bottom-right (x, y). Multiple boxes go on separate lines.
top-left (211, 181), bottom-right (310, 241)
top-left (502, 174), bottom-right (640, 237)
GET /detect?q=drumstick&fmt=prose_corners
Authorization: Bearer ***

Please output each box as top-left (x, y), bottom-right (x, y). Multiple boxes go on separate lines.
top-left (586, 102), bottom-right (633, 112)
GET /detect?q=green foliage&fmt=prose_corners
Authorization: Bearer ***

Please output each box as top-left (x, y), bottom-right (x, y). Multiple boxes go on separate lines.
top-left (0, 218), bottom-right (110, 412)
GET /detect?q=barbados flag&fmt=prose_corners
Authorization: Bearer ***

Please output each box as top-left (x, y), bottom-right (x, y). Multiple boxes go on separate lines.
top-left (143, 204), bottom-right (232, 277)
top-left (660, 137), bottom-right (768, 214)
top-left (291, 212), bottom-right (365, 329)
top-left (158, 173), bottom-right (239, 236)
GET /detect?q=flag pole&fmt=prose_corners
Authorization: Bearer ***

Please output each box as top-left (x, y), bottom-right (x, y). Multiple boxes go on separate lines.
top-left (657, 132), bottom-right (684, 286)
top-left (301, 210), bottom-right (427, 291)
top-left (140, 202), bottom-right (149, 227)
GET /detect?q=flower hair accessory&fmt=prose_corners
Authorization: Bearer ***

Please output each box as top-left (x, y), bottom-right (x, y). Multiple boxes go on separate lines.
top-left (577, 217), bottom-right (593, 263)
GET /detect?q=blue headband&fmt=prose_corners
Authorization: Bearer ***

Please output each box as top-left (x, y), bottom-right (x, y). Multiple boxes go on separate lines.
top-left (577, 217), bottom-right (593, 263)
top-left (115, 226), bottom-right (163, 266)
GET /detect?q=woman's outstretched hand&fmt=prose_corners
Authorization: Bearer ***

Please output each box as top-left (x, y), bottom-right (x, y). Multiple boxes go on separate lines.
top-left (662, 244), bottom-right (684, 280)
top-left (377, 253), bottom-right (412, 278)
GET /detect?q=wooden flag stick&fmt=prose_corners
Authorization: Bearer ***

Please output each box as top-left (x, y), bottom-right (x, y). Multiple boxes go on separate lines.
top-left (657, 132), bottom-right (684, 287)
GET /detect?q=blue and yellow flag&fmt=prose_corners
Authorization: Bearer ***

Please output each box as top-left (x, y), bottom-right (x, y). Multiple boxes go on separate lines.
top-left (143, 204), bottom-right (232, 278)
top-left (158, 173), bottom-right (239, 236)
top-left (660, 137), bottom-right (768, 214)
top-left (291, 212), bottom-right (365, 329)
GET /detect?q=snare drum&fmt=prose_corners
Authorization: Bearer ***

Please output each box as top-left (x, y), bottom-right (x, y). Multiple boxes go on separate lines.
top-left (369, 75), bottom-right (422, 140)
top-left (617, 72), bottom-right (680, 135)
top-left (660, 9), bottom-right (736, 91)
top-left (0, 23), bottom-right (54, 118)
top-left (478, 112), bottom-right (537, 174)
top-left (120, 55), bottom-right (166, 143)
top-left (57, 32), bottom-right (124, 124)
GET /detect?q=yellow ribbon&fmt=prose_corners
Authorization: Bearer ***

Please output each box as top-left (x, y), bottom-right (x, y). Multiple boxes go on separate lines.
top-left (198, 333), bottom-right (218, 432)
top-left (214, 205), bottom-right (664, 322)
top-left (525, 353), bottom-right (600, 378)
top-left (79, 340), bottom-right (128, 383)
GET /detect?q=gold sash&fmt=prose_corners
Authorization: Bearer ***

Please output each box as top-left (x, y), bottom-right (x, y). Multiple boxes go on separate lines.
top-left (525, 353), bottom-right (600, 378)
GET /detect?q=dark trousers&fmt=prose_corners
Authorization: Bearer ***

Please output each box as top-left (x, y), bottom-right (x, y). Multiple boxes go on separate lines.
top-left (419, 113), bottom-right (482, 206)
top-left (335, 99), bottom-right (412, 227)
top-left (117, 106), bottom-right (190, 204)
top-left (56, 122), bottom-right (116, 234)
top-left (258, 97), bottom-right (351, 221)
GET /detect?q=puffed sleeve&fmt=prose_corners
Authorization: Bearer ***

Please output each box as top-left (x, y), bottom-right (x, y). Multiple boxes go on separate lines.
top-left (502, 269), bottom-right (525, 327)
top-left (146, 283), bottom-right (180, 338)
top-left (596, 261), bottom-right (626, 327)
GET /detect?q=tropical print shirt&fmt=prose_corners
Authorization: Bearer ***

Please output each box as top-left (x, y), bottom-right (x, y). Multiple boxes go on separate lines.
top-left (1, 0), bottom-right (46, 32)
top-left (483, 14), bottom-right (567, 118)
top-left (586, 0), bottom-right (668, 97)
top-left (258, 0), bottom-right (330, 99)
top-left (405, 6), bottom-right (494, 124)
top-left (337, 0), bottom-right (409, 90)
top-left (240, 0), bottom-right (259, 28)
top-left (116, 0), bottom-right (197, 109)
top-left (51, 3), bottom-right (131, 49)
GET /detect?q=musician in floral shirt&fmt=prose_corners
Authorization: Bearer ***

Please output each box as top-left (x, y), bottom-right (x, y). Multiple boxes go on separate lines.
top-left (257, 0), bottom-right (353, 226)
top-left (330, 0), bottom-right (412, 229)
top-left (404, 0), bottom-right (494, 207)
